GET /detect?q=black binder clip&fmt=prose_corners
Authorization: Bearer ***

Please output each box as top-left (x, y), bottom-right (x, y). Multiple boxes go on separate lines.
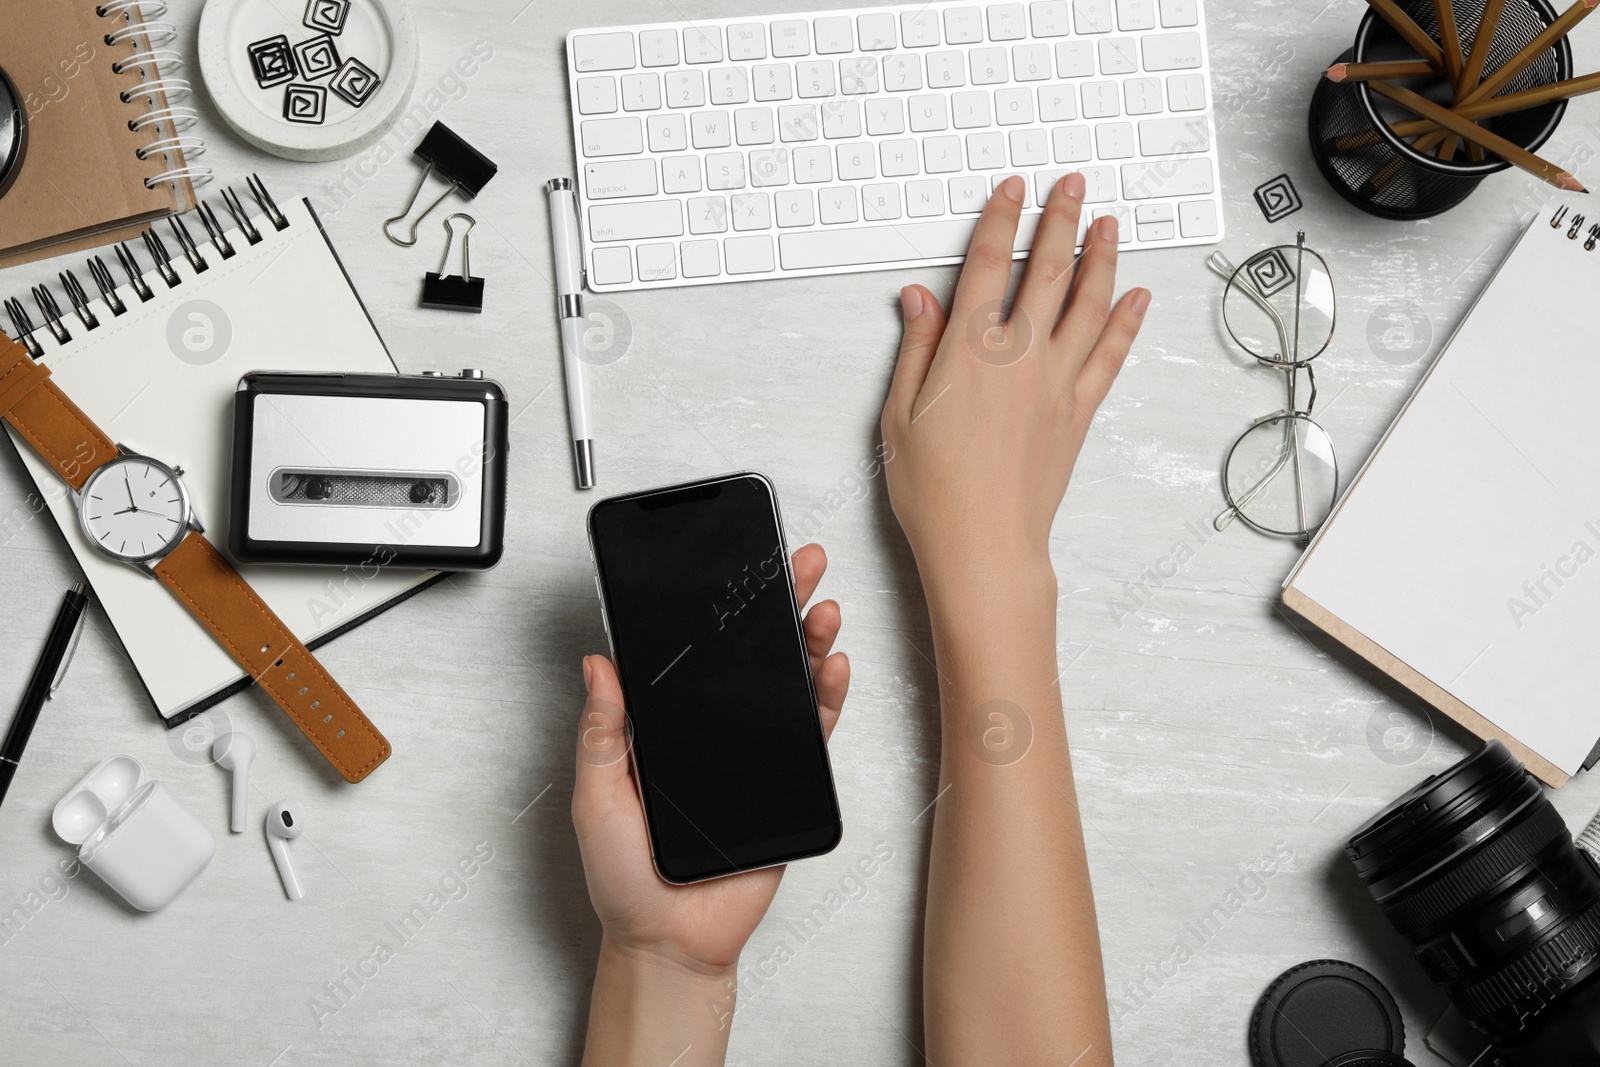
top-left (383, 122), bottom-right (498, 246)
top-left (421, 214), bottom-right (484, 312)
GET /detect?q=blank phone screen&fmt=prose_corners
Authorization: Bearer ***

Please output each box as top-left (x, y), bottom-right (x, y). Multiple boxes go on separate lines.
top-left (589, 475), bottom-right (841, 883)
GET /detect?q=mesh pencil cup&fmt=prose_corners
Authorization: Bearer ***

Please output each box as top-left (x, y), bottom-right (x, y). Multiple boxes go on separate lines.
top-left (1309, 0), bottom-right (1571, 219)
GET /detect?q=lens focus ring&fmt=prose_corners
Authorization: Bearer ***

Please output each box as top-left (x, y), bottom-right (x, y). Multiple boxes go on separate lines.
top-left (1452, 895), bottom-right (1600, 1039)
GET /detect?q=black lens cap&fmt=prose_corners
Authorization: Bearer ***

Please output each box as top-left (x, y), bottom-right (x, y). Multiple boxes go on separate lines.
top-left (1250, 960), bottom-right (1405, 1067)
top-left (1323, 1053), bottom-right (1417, 1067)
top-left (0, 63), bottom-right (23, 200)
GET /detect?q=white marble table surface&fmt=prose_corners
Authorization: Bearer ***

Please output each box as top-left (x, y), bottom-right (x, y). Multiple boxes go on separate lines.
top-left (5, 1), bottom-right (1600, 1064)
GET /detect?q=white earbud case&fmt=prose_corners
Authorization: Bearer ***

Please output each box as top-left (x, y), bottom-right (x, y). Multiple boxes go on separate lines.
top-left (52, 755), bottom-right (215, 912)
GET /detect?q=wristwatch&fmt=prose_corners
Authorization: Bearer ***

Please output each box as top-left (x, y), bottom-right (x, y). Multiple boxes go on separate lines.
top-left (0, 338), bottom-right (391, 782)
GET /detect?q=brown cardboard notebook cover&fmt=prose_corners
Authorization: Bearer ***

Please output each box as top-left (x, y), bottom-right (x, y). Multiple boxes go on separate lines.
top-left (0, 0), bottom-right (197, 267)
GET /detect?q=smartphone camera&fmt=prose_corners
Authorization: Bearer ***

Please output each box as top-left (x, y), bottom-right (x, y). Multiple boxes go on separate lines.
top-left (1346, 740), bottom-right (1600, 1064)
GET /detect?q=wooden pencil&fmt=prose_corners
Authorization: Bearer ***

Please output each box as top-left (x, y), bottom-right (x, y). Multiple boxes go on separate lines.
top-left (1365, 0), bottom-right (1448, 70)
top-left (1460, 0), bottom-right (1507, 89)
top-left (1369, 79), bottom-right (1584, 188)
top-left (1433, 0), bottom-right (1466, 91)
top-left (1389, 69), bottom-right (1600, 137)
top-left (1326, 59), bottom-right (1438, 81)
top-left (1457, 0), bottom-right (1599, 107)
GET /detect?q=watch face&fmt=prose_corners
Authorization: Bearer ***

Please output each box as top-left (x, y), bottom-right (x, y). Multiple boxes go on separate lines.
top-left (80, 456), bottom-right (190, 562)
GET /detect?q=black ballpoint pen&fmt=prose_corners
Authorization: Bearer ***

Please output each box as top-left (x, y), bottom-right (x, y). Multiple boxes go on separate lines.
top-left (0, 582), bottom-right (89, 809)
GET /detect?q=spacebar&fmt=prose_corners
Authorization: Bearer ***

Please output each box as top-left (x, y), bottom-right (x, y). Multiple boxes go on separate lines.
top-left (779, 216), bottom-right (1038, 271)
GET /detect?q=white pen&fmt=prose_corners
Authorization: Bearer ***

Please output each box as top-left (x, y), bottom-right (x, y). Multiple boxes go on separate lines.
top-left (545, 177), bottom-right (595, 490)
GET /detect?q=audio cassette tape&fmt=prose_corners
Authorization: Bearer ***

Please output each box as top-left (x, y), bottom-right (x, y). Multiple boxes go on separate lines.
top-left (229, 371), bottom-right (507, 570)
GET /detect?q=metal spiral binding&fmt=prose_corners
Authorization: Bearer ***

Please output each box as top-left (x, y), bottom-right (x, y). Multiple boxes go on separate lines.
top-left (1568, 214), bottom-right (1587, 240)
top-left (97, 0), bottom-right (210, 190)
top-left (0, 176), bottom-right (288, 355)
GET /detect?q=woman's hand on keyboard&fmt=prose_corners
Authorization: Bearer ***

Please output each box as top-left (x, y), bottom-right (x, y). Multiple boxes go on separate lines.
top-left (881, 170), bottom-right (1150, 597)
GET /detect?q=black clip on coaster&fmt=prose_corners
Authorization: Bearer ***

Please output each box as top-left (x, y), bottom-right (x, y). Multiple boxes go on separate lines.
top-left (422, 213), bottom-right (483, 312)
top-left (383, 122), bottom-right (498, 246)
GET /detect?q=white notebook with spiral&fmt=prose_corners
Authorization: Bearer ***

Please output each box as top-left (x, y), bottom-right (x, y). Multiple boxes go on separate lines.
top-left (1286, 200), bottom-right (1600, 786)
top-left (2, 180), bottom-right (436, 723)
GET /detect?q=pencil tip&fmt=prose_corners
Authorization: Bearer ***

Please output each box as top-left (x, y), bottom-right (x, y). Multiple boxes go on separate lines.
top-left (1326, 63), bottom-right (1347, 82)
top-left (1559, 173), bottom-right (1588, 192)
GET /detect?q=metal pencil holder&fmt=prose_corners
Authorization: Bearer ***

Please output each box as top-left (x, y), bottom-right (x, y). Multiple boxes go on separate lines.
top-left (1309, 0), bottom-right (1571, 219)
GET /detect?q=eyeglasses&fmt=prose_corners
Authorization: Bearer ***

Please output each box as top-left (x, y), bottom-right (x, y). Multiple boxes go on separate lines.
top-left (1207, 231), bottom-right (1340, 546)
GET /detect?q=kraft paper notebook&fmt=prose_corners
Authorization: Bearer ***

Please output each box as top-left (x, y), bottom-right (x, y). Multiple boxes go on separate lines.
top-left (0, 0), bottom-right (201, 268)
top-left (1, 178), bottom-right (438, 724)
top-left (1285, 200), bottom-right (1600, 786)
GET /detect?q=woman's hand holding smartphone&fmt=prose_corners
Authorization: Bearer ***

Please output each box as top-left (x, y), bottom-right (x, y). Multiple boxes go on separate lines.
top-left (572, 542), bottom-right (850, 1067)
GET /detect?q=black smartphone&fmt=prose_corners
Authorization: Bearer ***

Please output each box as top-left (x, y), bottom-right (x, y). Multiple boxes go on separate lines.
top-left (587, 472), bottom-right (843, 884)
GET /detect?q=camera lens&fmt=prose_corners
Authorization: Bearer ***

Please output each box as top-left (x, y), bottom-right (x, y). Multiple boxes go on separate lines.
top-left (1346, 741), bottom-right (1600, 1045)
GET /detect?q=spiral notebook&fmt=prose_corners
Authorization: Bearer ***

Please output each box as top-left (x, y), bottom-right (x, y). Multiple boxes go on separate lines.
top-left (1, 177), bottom-right (438, 724)
top-left (0, 0), bottom-right (206, 268)
top-left (1285, 200), bottom-right (1600, 786)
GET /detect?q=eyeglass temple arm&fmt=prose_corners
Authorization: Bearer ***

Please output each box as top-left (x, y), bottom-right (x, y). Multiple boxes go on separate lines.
top-left (1206, 252), bottom-right (1295, 362)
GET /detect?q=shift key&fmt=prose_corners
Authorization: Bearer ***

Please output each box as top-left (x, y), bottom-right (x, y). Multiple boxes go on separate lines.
top-left (589, 200), bottom-right (683, 242)
top-left (585, 159), bottom-right (659, 199)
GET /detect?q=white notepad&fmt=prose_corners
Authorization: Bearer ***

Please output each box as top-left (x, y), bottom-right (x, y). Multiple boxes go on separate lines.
top-left (4, 190), bottom-right (436, 722)
top-left (1285, 200), bottom-right (1600, 785)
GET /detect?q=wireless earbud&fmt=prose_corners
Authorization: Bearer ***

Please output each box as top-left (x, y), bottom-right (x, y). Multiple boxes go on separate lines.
top-left (264, 801), bottom-right (304, 901)
top-left (212, 731), bottom-right (254, 833)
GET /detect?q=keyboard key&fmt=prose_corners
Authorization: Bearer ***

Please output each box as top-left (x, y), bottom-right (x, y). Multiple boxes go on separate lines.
top-left (753, 64), bottom-right (794, 101)
top-left (1178, 198), bottom-right (1217, 236)
top-left (1013, 43), bottom-right (1052, 81)
top-left (1052, 124), bottom-right (1091, 161)
top-left (784, 216), bottom-right (1018, 268)
top-left (1095, 120), bottom-right (1135, 159)
top-left (666, 70), bottom-right (705, 108)
top-left (691, 111), bottom-right (731, 148)
top-left (837, 142), bottom-right (876, 179)
top-left (577, 76), bottom-right (618, 115)
top-left (637, 241), bottom-right (678, 280)
top-left (1125, 76), bottom-right (1162, 114)
top-left (796, 60), bottom-right (838, 98)
top-left (1082, 164), bottom-right (1117, 201)
top-left (622, 73), bottom-right (662, 111)
top-left (818, 186), bottom-right (859, 223)
top-left (706, 151), bottom-right (746, 188)
top-left (710, 68), bottom-right (750, 104)
top-left (991, 172), bottom-right (1032, 206)
top-left (1033, 168), bottom-right (1067, 203)
top-left (863, 183), bottom-right (903, 220)
top-left (661, 155), bottom-right (702, 193)
top-left (840, 56), bottom-right (881, 93)
top-left (591, 244), bottom-right (633, 285)
top-left (944, 7), bottom-right (985, 43)
top-left (953, 90), bottom-right (992, 128)
top-left (749, 149), bottom-right (790, 185)
top-left (772, 19), bottom-right (812, 56)
top-left (883, 54), bottom-right (923, 91)
top-left (881, 137), bottom-right (920, 176)
top-left (683, 26), bottom-right (723, 63)
top-left (909, 94), bottom-right (950, 131)
top-left (681, 238), bottom-right (721, 276)
top-left (906, 179), bottom-right (945, 216)
top-left (727, 23), bottom-right (766, 60)
top-left (646, 114), bottom-right (688, 152)
top-left (902, 10), bottom-right (942, 46)
top-left (1135, 202), bottom-right (1173, 222)
top-left (1121, 157), bottom-right (1212, 198)
top-left (866, 98), bottom-right (906, 135)
top-left (1092, 204), bottom-right (1131, 242)
top-left (793, 145), bottom-right (833, 182)
top-left (779, 104), bottom-right (820, 141)
top-left (1117, 0), bottom-right (1157, 30)
top-left (971, 46), bottom-right (1009, 84)
top-left (1098, 38), bottom-right (1137, 75)
top-left (1038, 84), bottom-right (1077, 121)
top-left (814, 15), bottom-right (854, 53)
top-left (573, 32), bottom-right (635, 72)
top-left (966, 131), bottom-right (1006, 168)
top-left (1159, 0), bottom-right (1199, 26)
top-left (927, 50), bottom-right (968, 87)
top-left (1143, 31), bottom-right (1202, 70)
top-left (586, 158), bottom-right (658, 199)
top-left (776, 188), bottom-right (815, 226)
top-left (1009, 127), bottom-right (1049, 165)
top-left (735, 107), bottom-right (776, 145)
top-left (858, 12), bottom-right (898, 49)
top-left (1030, 0), bottom-right (1072, 35)
top-left (590, 200), bottom-right (683, 241)
top-left (732, 191), bottom-right (772, 229)
top-left (1167, 72), bottom-right (1207, 111)
top-left (1136, 217), bottom-right (1175, 241)
top-left (995, 87), bottom-right (1034, 124)
top-left (688, 195), bottom-right (729, 233)
top-left (1055, 40), bottom-right (1094, 77)
top-left (822, 99), bottom-right (862, 137)
top-left (949, 175), bottom-right (989, 212)
top-left (640, 30), bottom-right (680, 67)
top-left (1073, 0), bottom-right (1114, 32)
top-left (988, 4), bottom-right (1029, 39)
top-left (1139, 113), bottom-right (1209, 153)
top-left (924, 135), bottom-right (964, 173)
top-left (1081, 81), bottom-right (1120, 117)
top-left (581, 117), bottom-right (644, 156)
top-left (725, 234), bottom-right (776, 273)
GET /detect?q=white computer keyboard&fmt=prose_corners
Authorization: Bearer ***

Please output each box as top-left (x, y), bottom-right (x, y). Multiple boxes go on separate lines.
top-left (563, 0), bottom-right (1223, 292)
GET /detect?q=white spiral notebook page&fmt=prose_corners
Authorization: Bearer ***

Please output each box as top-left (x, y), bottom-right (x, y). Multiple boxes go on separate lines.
top-left (3, 193), bottom-right (434, 722)
top-left (1285, 200), bottom-right (1600, 785)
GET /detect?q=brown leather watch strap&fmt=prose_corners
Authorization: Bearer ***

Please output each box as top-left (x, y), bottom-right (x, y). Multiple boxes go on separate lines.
top-left (0, 336), bottom-right (116, 489)
top-left (154, 534), bottom-right (392, 782)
